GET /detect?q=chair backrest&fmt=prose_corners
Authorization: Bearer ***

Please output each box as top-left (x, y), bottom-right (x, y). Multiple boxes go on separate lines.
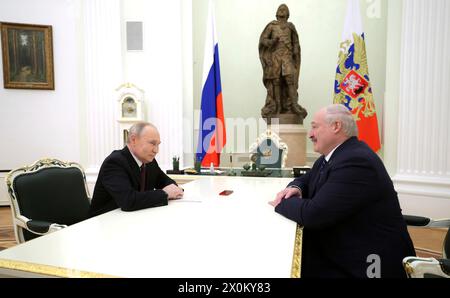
top-left (6, 159), bottom-right (91, 243)
top-left (249, 130), bottom-right (288, 168)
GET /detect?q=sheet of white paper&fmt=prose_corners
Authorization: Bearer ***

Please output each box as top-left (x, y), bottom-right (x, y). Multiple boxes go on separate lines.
top-left (200, 169), bottom-right (225, 174)
top-left (170, 193), bottom-right (203, 203)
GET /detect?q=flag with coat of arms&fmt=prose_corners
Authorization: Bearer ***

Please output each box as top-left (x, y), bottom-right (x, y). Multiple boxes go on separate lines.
top-left (334, 0), bottom-right (381, 152)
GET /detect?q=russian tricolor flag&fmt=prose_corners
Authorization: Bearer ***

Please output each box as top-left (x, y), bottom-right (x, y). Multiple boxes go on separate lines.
top-left (196, 0), bottom-right (226, 167)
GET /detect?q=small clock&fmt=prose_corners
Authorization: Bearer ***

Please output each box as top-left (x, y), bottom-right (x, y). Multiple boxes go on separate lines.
top-left (122, 97), bottom-right (137, 118)
top-left (116, 83), bottom-right (145, 146)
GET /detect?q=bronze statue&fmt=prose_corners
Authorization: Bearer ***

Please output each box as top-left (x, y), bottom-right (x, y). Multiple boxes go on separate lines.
top-left (259, 4), bottom-right (307, 124)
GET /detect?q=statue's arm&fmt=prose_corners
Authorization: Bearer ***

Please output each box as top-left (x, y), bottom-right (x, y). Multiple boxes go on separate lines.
top-left (260, 24), bottom-right (277, 48)
top-left (290, 24), bottom-right (301, 66)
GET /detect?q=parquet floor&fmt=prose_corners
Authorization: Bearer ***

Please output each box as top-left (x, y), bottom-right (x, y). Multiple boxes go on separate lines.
top-left (0, 207), bottom-right (16, 251)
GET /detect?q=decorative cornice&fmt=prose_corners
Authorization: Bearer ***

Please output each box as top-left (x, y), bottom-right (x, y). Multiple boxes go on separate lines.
top-left (115, 82), bottom-right (144, 93)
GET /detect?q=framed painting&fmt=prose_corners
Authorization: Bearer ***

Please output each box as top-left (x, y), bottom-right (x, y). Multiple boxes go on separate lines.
top-left (1, 22), bottom-right (54, 90)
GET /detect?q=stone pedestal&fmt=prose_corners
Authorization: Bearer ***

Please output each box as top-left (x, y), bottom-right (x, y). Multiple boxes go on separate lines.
top-left (269, 124), bottom-right (307, 167)
top-left (265, 113), bottom-right (304, 125)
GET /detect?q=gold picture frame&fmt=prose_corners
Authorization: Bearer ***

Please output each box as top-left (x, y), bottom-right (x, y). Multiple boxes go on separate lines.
top-left (1, 22), bottom-right (54, 90)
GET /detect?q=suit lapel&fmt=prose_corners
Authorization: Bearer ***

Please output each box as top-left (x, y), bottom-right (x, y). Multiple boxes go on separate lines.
top-left (314, 160), bottom-right (331, 194)
top-left (122, 146), bottom-right (141, 187)
top-left (309, 137), bottom-right (358, 198)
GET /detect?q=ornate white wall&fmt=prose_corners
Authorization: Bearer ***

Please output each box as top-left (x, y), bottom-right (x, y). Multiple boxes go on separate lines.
top-left (83, 0), bottom-right (123, 179)
top-left (393, 0), bottom-right (450, 218)
top-left (138, 0), bottom-right (185, 171)
top-left (0, 0), bottom-right (80, 171)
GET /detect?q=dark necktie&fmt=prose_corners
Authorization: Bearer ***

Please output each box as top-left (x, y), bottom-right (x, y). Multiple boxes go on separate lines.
top-left (140, 164), bottom-right (146, 192)
top-left (311, 158), bottom-right (328, 196)
top-left (319, 158), bottom-right (327, 174)
top-left (316, 158), bottom-right (327, 186)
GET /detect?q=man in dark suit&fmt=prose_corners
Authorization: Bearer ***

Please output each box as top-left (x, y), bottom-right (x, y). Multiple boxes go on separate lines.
top-left (89, 122), bottom-right (183, 217)
top-left (270, 104), bottom-right (415, 278)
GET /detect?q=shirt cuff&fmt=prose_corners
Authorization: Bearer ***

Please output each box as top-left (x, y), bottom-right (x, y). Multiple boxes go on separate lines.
top-left (288, 185), bottom-right (302, 195)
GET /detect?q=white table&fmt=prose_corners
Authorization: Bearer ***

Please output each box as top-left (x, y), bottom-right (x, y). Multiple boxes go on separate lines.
top-left (0, 177), bottom-right (302, 277)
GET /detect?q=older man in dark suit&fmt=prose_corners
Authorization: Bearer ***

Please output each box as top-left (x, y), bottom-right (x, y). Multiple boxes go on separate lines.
top-left (89, 122), bottom-right (183, 217)
top-left (270, 104), bottom-right (415, 278)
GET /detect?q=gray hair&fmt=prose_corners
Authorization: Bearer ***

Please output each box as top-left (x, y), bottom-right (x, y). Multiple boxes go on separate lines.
top-left (324, 104), bottom-right (358, 137)
top-left (127, 122), bottom-right (156, 143)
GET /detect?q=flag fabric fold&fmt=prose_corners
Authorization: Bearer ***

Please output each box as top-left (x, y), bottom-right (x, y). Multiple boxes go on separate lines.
top-left (334, 0), bottom-right (381, 152)
top-left (196, 0), bottom-right (226, 167)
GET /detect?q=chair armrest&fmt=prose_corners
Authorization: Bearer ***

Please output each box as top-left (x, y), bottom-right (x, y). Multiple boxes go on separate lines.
top-left (428, 219), bottom-right (450, 228)
top-left (49, 223), bottom-right (68, 232)
top-left (403, 257), bottom-right (450, 278)
top-left (403, 215), bottom-right (450, 228)
top-left (14, 215), bottom-right (31, 229)
top-left (403, 215), bottom-right (431, 226)
top-left (25, 220), bottom-right (67, 235)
